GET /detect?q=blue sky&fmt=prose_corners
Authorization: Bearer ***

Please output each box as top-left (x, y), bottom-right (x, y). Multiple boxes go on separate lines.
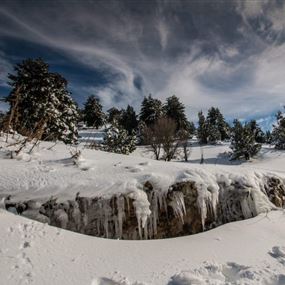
top-left (0, 0), bottom-right (285, 129)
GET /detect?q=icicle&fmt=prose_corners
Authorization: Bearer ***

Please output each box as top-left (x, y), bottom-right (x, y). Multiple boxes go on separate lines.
top-left (169, 191), bottom-right (186, 224)
top-left (126, 196), bottom-right (130, 215)
top-left (151, 191), bottom-right (159, 235)
top-left (96, 217), bottom-right (101, 235)
top-left (162, 193), bottom-right (168, 216)
top-left (103, 200), bottom-right (112, 238)
top-left (116, 195), bottom-right (125, 239)
top-left (144, 222), bottom-right (148, 239)
top-left (148, 212), bottom-right (154, 238)
top-left (128, 190), bottom-right (151, 240)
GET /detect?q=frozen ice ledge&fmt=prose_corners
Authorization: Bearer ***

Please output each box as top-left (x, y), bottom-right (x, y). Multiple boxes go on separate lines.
top-left (2, 169), bottom-right (285, 240)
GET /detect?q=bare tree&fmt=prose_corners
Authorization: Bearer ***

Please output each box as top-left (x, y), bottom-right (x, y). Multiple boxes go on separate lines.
top-left (143, 123), bottom-right (162, 160)
top-left (143, 117), bottom-right (179, 161)
top-left (177, 129), bottom-right (191, 162)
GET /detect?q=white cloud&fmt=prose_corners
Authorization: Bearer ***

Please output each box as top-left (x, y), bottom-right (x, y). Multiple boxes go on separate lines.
top-left (0, 1), bottom-right (284, 123)
top-left (156, 20), bottom-right (169, 50)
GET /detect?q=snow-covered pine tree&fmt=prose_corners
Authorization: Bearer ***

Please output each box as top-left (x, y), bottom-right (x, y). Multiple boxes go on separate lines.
top-left (272, 107), bottom-right (285, 149)
top-left (230, 119), bottom-right (261, 160)
top-left (43, 73), bottom-right (79, 144)
top-left (186, 121), bottom-right (196, 136)
top-left (103, 123), bottom-right (136, 155)
top-left (207, 123), bottom-right (221, 144)
top-left (164, 95), bottom-right (188, 131)
top-left (265, 130), bottom-right (272, 144)
top-left (107, 107), bottom-right (123, 125)
top-left (6, 58), bottom-right (79, 144)
top-left (83, 95), bottom-right (105, 128)
top-left (139, 94), bottom-right (163, 127)
top-left (197, 111), bottom-right (208, 144)
top-left (215, 108), bottom-right (230, 141)
top-left (120, 105), bottom-right (138, 135)
top-left (206, 107), bottom-right (229, 143)
top-left (248, 120), bottom-right (265, 143)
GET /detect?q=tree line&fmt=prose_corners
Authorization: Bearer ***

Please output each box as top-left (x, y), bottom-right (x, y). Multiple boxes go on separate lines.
top-left (1, 58), bottom-right (285, 161)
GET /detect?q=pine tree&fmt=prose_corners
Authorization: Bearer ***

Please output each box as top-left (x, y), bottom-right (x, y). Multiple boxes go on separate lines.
top-left (197, 111), bottom-right (208, 144)
top-left (272, 107), bottom-right (285, 149)
top-left (139, 94), bottom-right (163, 127)
top-left (6, 58), bottom-right (79, 144)
top-left (207, 123), bottom-right (221, 144)
top-left (248, 120), bottom-right (265, 143)
top-left (164, 95), bottom-right (188, 131)
top-left (206, 107), bottom-right (229, 143)
top-left (265, 130), bottom-right (272, 144)
top-left (230, 119), bottom-right (261, 160)
top-left (0, 111), bottom-right (6, 130)
top-left (107, 107), bottom-right (123, 125)
top-left (103, 123), bottom-right (136, 155)
top-left (83, 95), bottom-right (105, 128)
top-left (120, 105), bottom-right (138, 135)
top-left (186, 121), bottom-right (196, 135)
top-left (216, 108), bottom-right (230, 141)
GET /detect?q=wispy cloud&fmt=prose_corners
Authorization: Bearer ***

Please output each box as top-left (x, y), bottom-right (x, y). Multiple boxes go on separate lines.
top-left (0, 0), bottom-right (284, 123)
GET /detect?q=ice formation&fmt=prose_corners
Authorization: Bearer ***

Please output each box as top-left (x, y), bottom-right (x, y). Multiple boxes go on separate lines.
top-left (169, 191), bottom-right (186, 223)
top-left (128, 189), bottom-right (151, 239)
top-left (6, 167), bottom-right (284, 240)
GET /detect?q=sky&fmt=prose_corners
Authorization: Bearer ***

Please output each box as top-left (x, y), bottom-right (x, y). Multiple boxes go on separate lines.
top-left (0, 0), bottom-right (285, 129)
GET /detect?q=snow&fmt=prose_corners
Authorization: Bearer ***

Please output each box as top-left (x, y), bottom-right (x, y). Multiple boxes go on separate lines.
top-left (1, 136), bottom-right (285, 284)
top-left (0, 138), bottom-right (282, 231)
top-left (1, 209), bottom-right (285, 284)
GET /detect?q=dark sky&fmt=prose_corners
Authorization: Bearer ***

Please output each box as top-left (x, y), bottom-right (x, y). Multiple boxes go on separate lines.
top-left (0, 0), bottom-right (285, 128)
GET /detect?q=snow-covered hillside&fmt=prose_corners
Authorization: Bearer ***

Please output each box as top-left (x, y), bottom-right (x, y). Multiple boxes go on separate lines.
top-left (0, 136), bottom-right (285, 284)
top-left (0, 138), bottom-right (285, 201)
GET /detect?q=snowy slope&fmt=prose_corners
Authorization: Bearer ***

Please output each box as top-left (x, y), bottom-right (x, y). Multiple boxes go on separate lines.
top-left (133, 142), bottom-right (285, 174)
top-left (0, 138), bottom-right (285, 202)
top-left (1, 137), bottom-right (285, 284)
top-left (1, 209), bottom-right (285, 285)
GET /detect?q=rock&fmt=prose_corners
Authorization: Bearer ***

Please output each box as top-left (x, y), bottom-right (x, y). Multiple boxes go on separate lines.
top-left (9, 174), bottom-right (285, 240)
top-left (265, 177), bottom-right (285, 208)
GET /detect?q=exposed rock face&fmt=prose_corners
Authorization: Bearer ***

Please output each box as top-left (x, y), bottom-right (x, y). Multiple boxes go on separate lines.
top-left (3, 174), bottom-right (285, 240)
top-left (264, 177), bottom-right (285, 208)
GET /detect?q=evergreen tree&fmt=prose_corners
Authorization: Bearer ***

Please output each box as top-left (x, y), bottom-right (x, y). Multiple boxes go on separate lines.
top-left (186, 121), bottom-right (196, 136)
top-left (139, 94), bottom-right (163, 127)
top-left (164, 95), bottom-right (188, 131)
top-left (248, 120), bottom-right (265, 143)
top-left (265, 130), bottom-right (272, 144)
top-left (103, 123), bottom-right (136, 155)
top-left (197, 111), bottom-right (208, 144)
top-left (207, 123), bottom-right (221, 144)
top-left (6, 58), bottom-right (79, 144)
top-left (83, 95), bottom-right (105, 128)
top-left (107, 107), bottom-right (123, 125)
top-left (120, 105), bottom-right (138, 135)
top-left (206, 107), bottom-right (229, 143)
top-left (272, 107), bottom-right (285, 149)
top-left (230, 119), bottom-right (261, 160)
top-left (216, 108), bottom-right (230, 141)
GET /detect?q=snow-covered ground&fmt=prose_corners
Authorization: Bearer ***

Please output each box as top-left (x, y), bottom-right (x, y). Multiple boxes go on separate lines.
top-left (0, 136), bottom-right (285, 284)
top-left (1, 209), bottom-right (285, 284)
top-left (133, 141), bottom-right (285, 174)
top-left (1, 138), bottom-right (284, 202)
